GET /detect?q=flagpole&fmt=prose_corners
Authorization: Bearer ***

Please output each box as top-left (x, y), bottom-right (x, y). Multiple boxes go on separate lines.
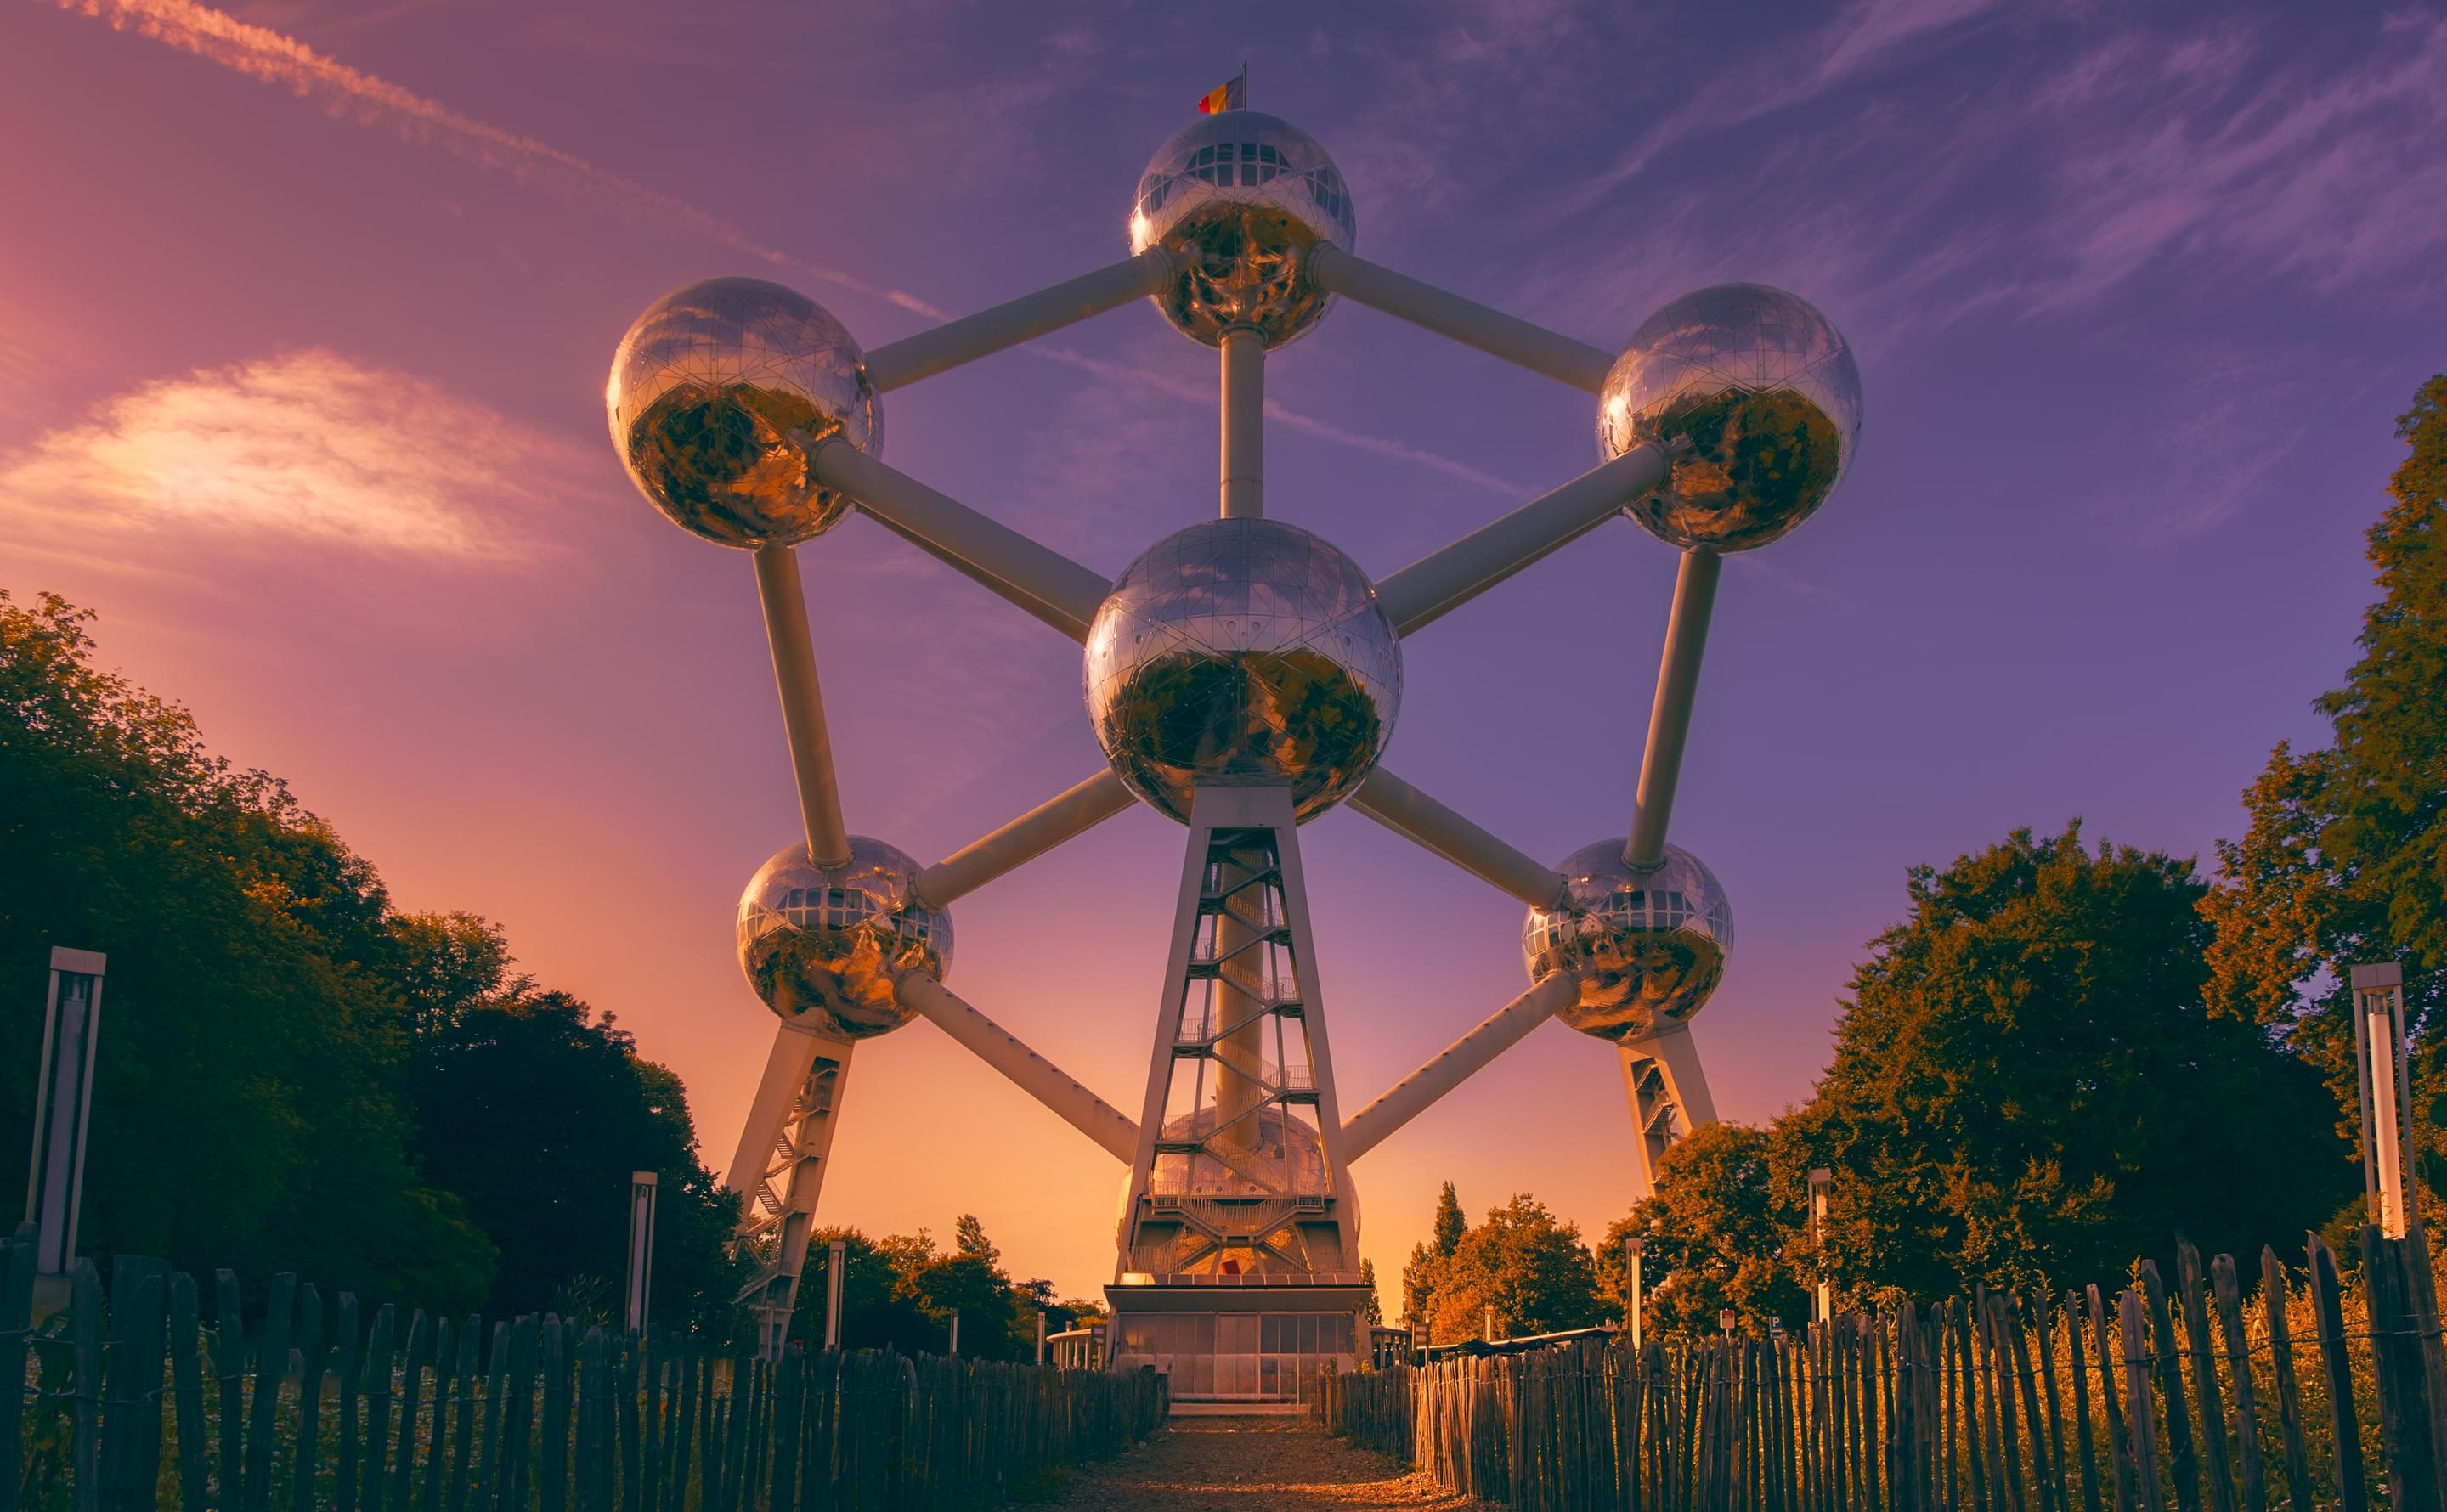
top-left (1239, 61), bottom-right (1249, 110)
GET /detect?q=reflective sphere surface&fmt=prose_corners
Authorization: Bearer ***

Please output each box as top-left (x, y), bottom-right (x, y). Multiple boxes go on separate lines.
top-left (1597, 284), bottom-right (1860, 552)
top-left (1086, 519), bottom-right (1399, 825)
top-left (1150, 1106), bottom-right (1330, 1200)
top-left (735, 836), bottom-right (950, 1039)
top-left (1523, 840), bottom-right (1735, 1041)
top-left (608, 277), bottom-right (881, 549)
top-left (1129, 111), bottom-right (1356, 348)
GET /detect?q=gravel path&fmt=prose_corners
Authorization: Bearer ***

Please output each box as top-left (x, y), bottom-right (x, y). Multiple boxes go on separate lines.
top-left (1050, 1416), bottom-right (1488, 1510)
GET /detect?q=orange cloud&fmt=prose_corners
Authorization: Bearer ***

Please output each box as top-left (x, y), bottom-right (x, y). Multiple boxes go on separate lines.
top-left (0, 348), bottom-right (584, 563)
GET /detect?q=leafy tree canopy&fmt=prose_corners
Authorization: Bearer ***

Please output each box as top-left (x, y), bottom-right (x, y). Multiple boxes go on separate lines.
top-left (2205, 375), bottom-right (2447, 1154)
top-left (1410, 1193), bottom-right (1602, 1346)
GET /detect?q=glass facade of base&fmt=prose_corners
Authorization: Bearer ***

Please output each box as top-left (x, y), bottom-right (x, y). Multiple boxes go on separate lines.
top-left (1113, 1310), bottom-right (1355, 1402)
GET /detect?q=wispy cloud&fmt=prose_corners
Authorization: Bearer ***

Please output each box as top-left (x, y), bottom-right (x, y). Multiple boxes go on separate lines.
top-left (58, 0), bottom-right (1520, 495)
top-left (0, 348), bottom-right (582, 564)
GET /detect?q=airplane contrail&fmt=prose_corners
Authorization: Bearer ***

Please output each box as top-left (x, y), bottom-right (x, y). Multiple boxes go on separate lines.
top-left (56, 0), bottom-right (1523, 495)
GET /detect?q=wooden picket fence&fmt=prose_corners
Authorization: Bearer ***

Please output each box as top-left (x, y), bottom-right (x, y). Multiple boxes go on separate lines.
top-left (0, 1225), bottom-right (1165, 1512)
top-left (1317, 1227), bottom-right (2447, 1510)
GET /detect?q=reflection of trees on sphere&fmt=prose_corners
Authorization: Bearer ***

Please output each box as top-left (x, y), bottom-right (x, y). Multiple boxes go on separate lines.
top-left (1129, 111), bottom-right (1356, 349)
top-left (1598, 283), bottom-right (1860, 552)
top-left (607, 277), bottom-right (880, 549)
top-left (1523, 841), bottom-right (1734, 1040)
top-left (1084, 519), bottom-right (1400, 824)
top-left (735, 837), bottom-right (949, 1039)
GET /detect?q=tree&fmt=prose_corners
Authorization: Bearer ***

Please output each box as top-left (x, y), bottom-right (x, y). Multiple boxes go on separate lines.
top-left (0, 592), bottom-right (493, 1303)
top-left (953, 1213), bottom-right (1000, 1265)
top-left (1358, 1258), bottom-right (1383, 1325)
top-left (410, 991), bottom-right (745, 1327)
top-left (1425, 1194), bottom-right (1601, 1344)
top-left (1401, 1181), bottom-right (1466, 1324)
top-left (1600, 1122), bottom-right (1807, 1335)
top-left (2205, 375), bottom-right (2447, 1159)
top-left (787, 1215), bottom-right (1048, 1361)
top-left (1795, 823), bottom-right (2352, 1299)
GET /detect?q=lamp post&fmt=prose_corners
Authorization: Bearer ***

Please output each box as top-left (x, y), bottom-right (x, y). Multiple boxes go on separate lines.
top-left (25, 949), bottom-right (106, 1281)
top-left (824, 1238), bottom-right (846, 1350)
top-left (1625, 1236), bottom-right (1644, 1352)
top-left (2352, 963), bottom-right (2416, 1238)
top-left (1808, 1168), bottom-right (1834, 1325)
top-left (624, 1171), bottom-right (658, 1334)
top-left (948, 1307), bottom-right (961, 1357)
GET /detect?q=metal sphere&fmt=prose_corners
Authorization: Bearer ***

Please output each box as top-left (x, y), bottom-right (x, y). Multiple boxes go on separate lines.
top-left (1085, 518), bottom-right (1400, 825)
top-left (1597, 284), bottom-right (1861, 552)
top-left (608, 277), bottom-right (882, 549)
top-left (735, 836), bottom-right (950, 1039)
top-left (1523, 840), bottom-right (1735, 1041)
top-left (1128, 111), bottom-right (1357, 349)
top-left (1153, 1105), bottom-right (1329, 1200)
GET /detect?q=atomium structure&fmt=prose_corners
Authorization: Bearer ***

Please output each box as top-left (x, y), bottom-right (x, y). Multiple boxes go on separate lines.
top-left (608, 104), bottom-right (1861, 1390)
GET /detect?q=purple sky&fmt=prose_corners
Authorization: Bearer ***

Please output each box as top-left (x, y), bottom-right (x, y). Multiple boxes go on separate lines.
top-left (4, 0), bottom-right (2442, 1303)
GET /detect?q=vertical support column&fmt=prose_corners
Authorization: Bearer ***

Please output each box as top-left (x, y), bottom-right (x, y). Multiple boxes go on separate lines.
top-left (25, 947), bottom-right (106, 1278)
top-left (1211, 846), bottom-right (1267, 1152)
top-left (2353, 962), bottom-right (2413, 1238)
top-left (1625, 549), bottom-right (1722, 871)
top-left (1116, 785), bottom-right (1360, 1278)
top-left (1219, 327), bottom-right (1264, 520)
top-left (1808, 1168), bottom-right (1833, 1325)
top-left (725, 1023), bottom-right (856, 1357)
top-left (754, 544), bottom-right (852, 868)
top-left (624, 1171), bottom-right (658, 1334)
top-left (1617, 1022), bottom-right (1719, 1199)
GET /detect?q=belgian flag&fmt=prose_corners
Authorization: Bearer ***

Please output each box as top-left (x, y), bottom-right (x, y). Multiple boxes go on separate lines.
top-left (1197, 65), bottom-right (1248, 115)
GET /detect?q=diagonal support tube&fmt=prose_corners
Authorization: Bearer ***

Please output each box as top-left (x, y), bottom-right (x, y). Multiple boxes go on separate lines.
top-left (1624, 548), bottom-right (1721, 870)
top-left (862, 251), bottom-right (1174, 392)
top-left (1309, 246), bottom-right (1617, 392)
top-left (753, 544), bottom-right (851, 867)
top-left (896, 973), bottom-right (1139, 1162)
top-left (1341, 973), bottom-right (1578, 1159)
top-left (1348, 766), bottom-right (1568, 911)
top-left (1375, 445), bottom-right (1667, 635)
top-left (913, 770), bottom-right (1135, 911)
top-left (812, 443), bottom-right (1110, 640)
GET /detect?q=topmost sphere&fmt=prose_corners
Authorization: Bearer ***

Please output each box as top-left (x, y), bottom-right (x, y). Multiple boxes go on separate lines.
top-left (1128, 111), bottom-right (1356, 349)
top-left (1597, 284), bottom-right (1861, 553)
top-left (607, 277), bottom-right (882, 550)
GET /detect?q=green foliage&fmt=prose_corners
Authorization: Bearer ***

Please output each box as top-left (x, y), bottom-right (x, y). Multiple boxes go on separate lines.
top-left (1600, 1122), bottom-right (1807, 1335)
top-left (1604, 826), bottom-right (2354, 1318)
top-left (789, 1215), bottom-right (1054, 1361)
top-left (1401, 1180), bottom-right (1466, 1325)
top-left (1410, 1193), bottom-right (1602, 1344)
top-left (0, 591), bottom-right (492, 1302)
top-left (1358, 1256), bottom-right (1382, 1324)
top-left (2205, 375), bottom-right (2447, 1152)
top-left (409, 990), bottom-right (747, 1329)
top-left (1792, 823), bottom-right (2350, 1298)
top-left (0, 591), bottom-right (741, 1322)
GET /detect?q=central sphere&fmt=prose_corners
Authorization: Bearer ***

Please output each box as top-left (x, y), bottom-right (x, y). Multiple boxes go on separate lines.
top-left (1085, 518), bottom-right (1400, 825)
top-left (736, 836), bottom-right (950, 1040)
top-left (1523, 840), bottom-right (1735, 1041)
top-left (1128, 111), bottom-right (1356, 349)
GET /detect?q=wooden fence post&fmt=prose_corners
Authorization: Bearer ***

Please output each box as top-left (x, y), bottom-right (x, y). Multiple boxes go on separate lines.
top-left (2306, 1234), bottom-right (2368, 1512)
top-left (2256, 1250), bottom-right (2315, 1512)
